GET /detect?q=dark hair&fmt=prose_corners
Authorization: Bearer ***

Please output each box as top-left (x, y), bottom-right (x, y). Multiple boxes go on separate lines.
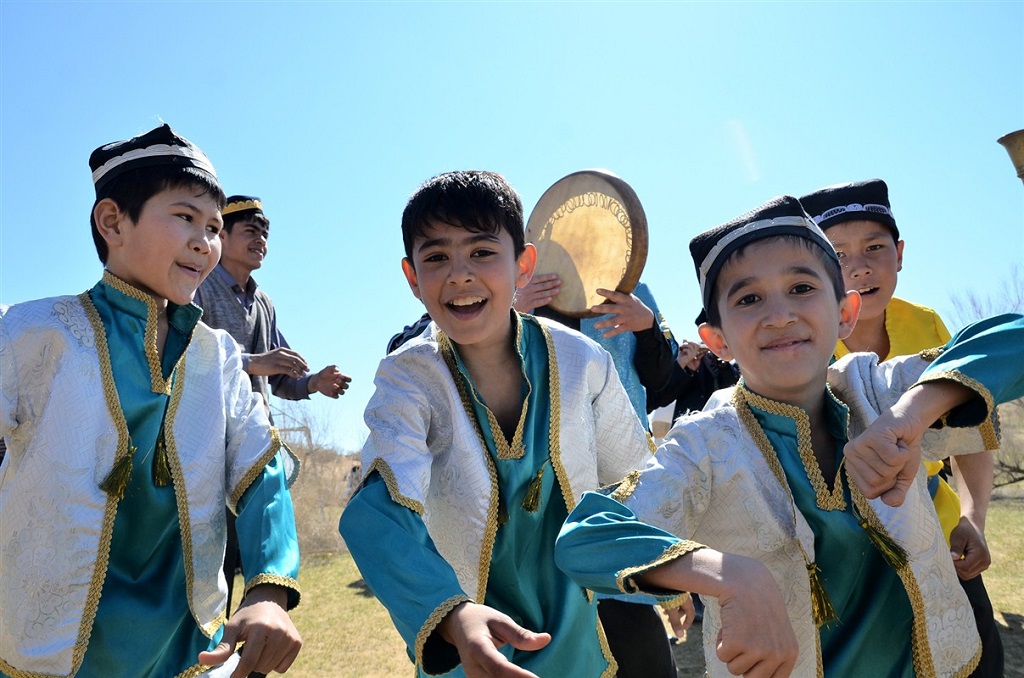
top-left (90, 165), bottom-right (226, 263)
top-left (223, 211), bottom-right (270, 235)
top-left (705, 234), bottom-right (846, 327)
top-left (401, 170), bottom-right (524, 260)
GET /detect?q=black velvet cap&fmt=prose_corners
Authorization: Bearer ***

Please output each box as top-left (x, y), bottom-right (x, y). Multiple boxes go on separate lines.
top-left (689, 195), bottom-right (838, 312)
top-left (223, 195), bottom-right (264, 218)
top-left (89, 124), bottom-right (217, 194)
top-left (799, 179), bottom-right (899, 240)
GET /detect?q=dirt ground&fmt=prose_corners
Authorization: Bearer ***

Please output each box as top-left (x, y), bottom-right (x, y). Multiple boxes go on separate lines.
top-left (671, 612), bottom-right (1024, 676)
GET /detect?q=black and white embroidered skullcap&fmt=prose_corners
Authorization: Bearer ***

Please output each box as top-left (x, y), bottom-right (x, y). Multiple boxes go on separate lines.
top-left (223, 195), bottom-right (264, 218)
top-left (799, 179), bottom-right (899, 240)
top-left (689, 195), bottom-right (838, 312)
top-left (89, 124), bottom-right (218, 194)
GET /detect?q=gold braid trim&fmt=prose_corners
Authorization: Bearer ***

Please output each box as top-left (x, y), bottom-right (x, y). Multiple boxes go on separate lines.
top-left (162, 356), bottom-right (227, 638)
top-left (738, 387), bottom-right (845, 511)
top-left (101, 270), bottom-right (172, 395)
top-left (609, 470), bottom-right (642, 503)
top-left (616, 540), bottom-right (706, 594)
top-left (437, 330), bottom-right (502, 603)
top-left (539, 321), bottom-right (577, 513)
top-left (175, 662), bottom-right (214, 678)
top-left (916, 369), bottom-right (997, 431)
top-left (243, 573), bottom-right (302, 610)
top-left (918, 346), bottom-right (945, 362)
top-left (1, 298), bottom-right (130, 678)
top-left (848, 483), bottom-right (940, 678)
top-left (596, 612), bottom-right (618, 678)
top-left (732, 386), bottom-right (837, 627)
top-left (414, 594), bottom-right (472, 669)
top-left (222, 198), bottom-right (263, 215)
top-left (657, 592), bottom-right (692, 609)
top-left (365, 457), bottom-right (426, 515)
top-left (76, 293), bottom-right (133, 665)
top-left (229, 428), bottom-right (284, 513)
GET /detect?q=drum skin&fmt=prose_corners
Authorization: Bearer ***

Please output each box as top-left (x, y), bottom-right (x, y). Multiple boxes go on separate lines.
top-left (525, 169), bottom-right (648, 318)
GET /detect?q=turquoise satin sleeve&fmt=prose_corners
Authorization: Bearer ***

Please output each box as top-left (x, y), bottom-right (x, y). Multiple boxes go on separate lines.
top-left (555, 490), bottom-right (687, 597)
top-left (922, 313), bottom-right (1024, 425)
top-left (339, 473), bottom-right (468, 671)
top-left (236, 450), bottom-right (301, 608)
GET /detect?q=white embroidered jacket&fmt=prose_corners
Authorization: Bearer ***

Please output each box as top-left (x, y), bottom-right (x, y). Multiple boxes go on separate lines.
top-left (360, 317), bottom-right (654, 603)
top-left (623, 352), bottom-right (994, 678)
top-left (0, 294), bottom-right (297, 677)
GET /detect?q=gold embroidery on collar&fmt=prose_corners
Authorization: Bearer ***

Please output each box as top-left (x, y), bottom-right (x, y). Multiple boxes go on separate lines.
top-left (229, 428), bottom-right (285, 514)
top-left (737, 387), bottom-right (846, 511)
top-left (732, 386), bottom-right (837, 627)
top-left (415, 594), bottom-right (472, 670)
top-left (102, 270), bottom-right (174, 395)
top-left (436, 330), bottom-right (502, 603)
top-left (616, 539), bottom-right (706, 595)
top-left (438, 323), bottom-right (531, 460)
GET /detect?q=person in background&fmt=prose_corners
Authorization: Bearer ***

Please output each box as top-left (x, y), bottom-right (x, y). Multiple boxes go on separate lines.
top-left (0, 124), bottom-right (302, 678)
top-left (194, 195), bottom-right (351, 616)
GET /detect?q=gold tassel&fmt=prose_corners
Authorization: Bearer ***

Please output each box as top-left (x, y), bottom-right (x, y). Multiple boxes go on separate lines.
top-left (858, 518), bottom-right (909, 570)
top-left (100, 446), bottom-right (135, 500)
top-left (806, 560), bottom-right (837, 627)
top-left (522, 467), bottom-right (544, 513)
top-left (497, 492), bottom-right (508, 527)
top-left (152, 432), bottom-right (172, 487)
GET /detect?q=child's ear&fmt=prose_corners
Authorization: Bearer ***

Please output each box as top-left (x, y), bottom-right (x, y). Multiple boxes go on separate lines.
top-left (516, 244), bottom-right (538, 289)
top-left (698, 322), bottom-right (733, 362)
top-left (401, 258), bottom-right (422, 300)
top-left (838, 290), bottom-right (862, 340)
top-left (895, 239), bottom-right (905, 273)
top-left (93, 198), bottom-right (127, 248)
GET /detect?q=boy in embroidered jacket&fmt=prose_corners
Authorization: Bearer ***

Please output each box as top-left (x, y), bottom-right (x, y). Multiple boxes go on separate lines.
top-left (0, 125), bottom-right (302, 678)
top-left (338, 171), bottom-right (796, 678)
top-left (802, 178), bottom-right (1003, 677)
top-left (554, 195), bottom-right (1024, 678)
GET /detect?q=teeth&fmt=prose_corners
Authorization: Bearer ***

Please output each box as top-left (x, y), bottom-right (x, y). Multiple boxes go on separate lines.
top-left (450, 297), bottom-right (484, 307)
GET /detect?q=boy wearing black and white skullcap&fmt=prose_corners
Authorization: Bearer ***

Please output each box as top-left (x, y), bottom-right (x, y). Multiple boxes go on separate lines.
top-left (1, 124), bottom-right (304, 677)
top-left (556, 193), bottom-right (1023, 677)
top-left (802, 178), bottom-right (1004, 678)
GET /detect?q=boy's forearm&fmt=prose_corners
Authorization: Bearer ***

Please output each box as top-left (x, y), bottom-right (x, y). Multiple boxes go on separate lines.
top-left (636, 549), bottom-right (771, 602)
top-left (952, 451), bottom-right (994, 531)
top-left (899, 381), bottom-right (976, 431)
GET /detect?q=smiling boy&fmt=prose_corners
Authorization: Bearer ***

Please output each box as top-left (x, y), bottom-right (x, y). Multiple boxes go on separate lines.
top-left (338, 171), bottom-right (788, 678)
top-left (554, 195), bottom-right (1023, 677)
top-left (802, 179), bottom-right (1003, 677)
top-left (0, 125), bottom-right (302, 678)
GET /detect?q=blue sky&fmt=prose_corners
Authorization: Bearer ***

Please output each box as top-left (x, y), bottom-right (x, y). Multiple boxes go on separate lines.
top-left (2, 1), bottom-right (1022, 452)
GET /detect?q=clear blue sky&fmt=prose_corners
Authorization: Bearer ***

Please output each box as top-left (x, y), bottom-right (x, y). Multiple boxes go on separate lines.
top-left (3, 1), bottom-right (1022, 452)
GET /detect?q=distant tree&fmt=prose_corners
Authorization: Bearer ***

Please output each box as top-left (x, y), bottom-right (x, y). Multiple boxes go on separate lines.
top-left (949, 264), bottom-right (1024, 488)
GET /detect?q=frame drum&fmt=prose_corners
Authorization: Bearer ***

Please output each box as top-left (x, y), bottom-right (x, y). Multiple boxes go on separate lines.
top-left (525, 169), bottom-right (648, 318)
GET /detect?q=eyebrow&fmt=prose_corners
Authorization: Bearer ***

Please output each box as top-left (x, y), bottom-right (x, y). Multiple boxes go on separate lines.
top-left (416, 231), bottom-right (500, 253)
top-left (724, 264), bottom-right (824, 298)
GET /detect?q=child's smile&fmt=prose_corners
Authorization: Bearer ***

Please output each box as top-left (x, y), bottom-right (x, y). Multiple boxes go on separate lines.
top-left (402, 221), bottom-right (535, 357)
top-left (699, 238), bottom-right (859, 409)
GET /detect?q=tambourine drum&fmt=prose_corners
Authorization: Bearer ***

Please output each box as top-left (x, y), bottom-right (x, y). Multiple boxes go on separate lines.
top-left (525, 169), bottom-right (648, 318)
